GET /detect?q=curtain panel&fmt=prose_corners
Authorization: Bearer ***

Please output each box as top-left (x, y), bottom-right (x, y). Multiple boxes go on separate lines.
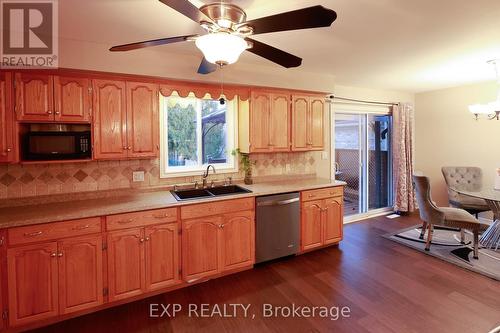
top-left (392, 103), bottom-right (416, 212)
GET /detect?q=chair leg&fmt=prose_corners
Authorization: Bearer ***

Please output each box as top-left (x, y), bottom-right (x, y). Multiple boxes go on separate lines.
top-left (425, 224), bottom-right (433, 251)
top-left (473, 230), bottom-right (479, 259)
top-left (419, 221), bottom-right (428, 240)
top-left (460, 229), bottom-right (466, 244)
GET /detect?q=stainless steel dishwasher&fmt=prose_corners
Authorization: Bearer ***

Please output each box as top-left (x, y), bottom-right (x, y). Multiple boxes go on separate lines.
top-left (255, 192), bottom-right (300, 264)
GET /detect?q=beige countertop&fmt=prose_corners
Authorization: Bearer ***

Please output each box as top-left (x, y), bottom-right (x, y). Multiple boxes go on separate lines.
top-left (0, 178), bottom-right (345, 229)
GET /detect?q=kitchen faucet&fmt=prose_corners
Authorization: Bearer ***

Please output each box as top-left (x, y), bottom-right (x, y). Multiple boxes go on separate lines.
top-left (202, 164), bottom-right (216, 188)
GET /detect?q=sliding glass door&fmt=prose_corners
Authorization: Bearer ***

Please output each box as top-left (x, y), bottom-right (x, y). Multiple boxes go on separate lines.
top-left (334, 110), bottom-right (393, 217)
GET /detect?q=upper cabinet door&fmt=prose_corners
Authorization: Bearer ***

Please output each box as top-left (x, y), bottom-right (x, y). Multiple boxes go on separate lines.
top-left (0, 72), bottom-right (15, 163)
top-left (15, 73), bottom-right (54, 121)
top-left (309, 97), bottom-right (325, 150)
top-left (107, 228), bottom-right (145, 302)
top-left (269, 93), bottom-right (291, 151)
top-left (7, 242), bottom-right (59, 327)
top-left (250, 91), bottom-right (271, 152)
top-left (322, 197), bottom-right (343, 245)
top-left (144, 224), bottom-right (180, 291)
top-left (58, 235), bottom-right (103, 314)
top-left (126, 82), bottom-right (159, 158)
top-left (301, 200), bottom-right (323, 251)
top-left (54, 76), bottom-right (91, 123)
top-left (220, 211), bottom-right (255, 272)
top-left (182, 217), bottom-right (221, 283)
top-left (291, 95), bottom-right (309, 151)
top-left (92, 79), bottom-right (128, 159)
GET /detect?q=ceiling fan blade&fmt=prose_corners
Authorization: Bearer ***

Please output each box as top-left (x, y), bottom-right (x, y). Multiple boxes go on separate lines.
top-left (246, 38), bottom-right (302, 68)
top-left (242, 5), bottom-right (337, 35)
top-left (110, 35), bottom-right (197, 52)
top-left (197, 57), bottom-right (218, 74)
top-left (158, 0), bottom-right (212, 23)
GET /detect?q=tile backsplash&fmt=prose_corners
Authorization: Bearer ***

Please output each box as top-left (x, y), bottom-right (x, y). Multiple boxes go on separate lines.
top-left (0, 152), bottom-right (319, 199)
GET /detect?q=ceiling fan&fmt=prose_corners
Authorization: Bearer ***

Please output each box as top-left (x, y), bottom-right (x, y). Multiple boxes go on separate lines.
top-left (110, 0), bottom-right (337, 74)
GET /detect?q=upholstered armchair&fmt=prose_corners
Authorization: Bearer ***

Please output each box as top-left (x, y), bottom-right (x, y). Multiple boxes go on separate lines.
top-left (413, 175), bottom-right (488, 259)
top-left (441, 167), bottom-right (490, 217)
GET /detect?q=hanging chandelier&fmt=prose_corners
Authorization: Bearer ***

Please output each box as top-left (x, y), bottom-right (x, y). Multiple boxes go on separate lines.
top-left (468, 59), bottom-right (500, 120)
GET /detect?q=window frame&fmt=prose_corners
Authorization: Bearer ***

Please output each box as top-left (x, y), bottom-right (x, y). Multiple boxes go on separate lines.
top-left (159, 92), bottom-right (239, 178)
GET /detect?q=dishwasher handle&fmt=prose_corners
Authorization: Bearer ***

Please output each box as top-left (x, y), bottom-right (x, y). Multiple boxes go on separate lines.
top-left (256, 197), bottom-right (299, 207)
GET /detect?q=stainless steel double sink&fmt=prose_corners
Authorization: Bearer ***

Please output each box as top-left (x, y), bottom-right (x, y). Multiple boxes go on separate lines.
top-left (171, 185), bottom-right (252, 201)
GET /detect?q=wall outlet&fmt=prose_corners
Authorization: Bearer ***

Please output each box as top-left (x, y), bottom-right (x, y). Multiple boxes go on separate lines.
top-left (285, 163), bottom-right (291, 173)
top-left (132, 171), bottom-right (145, 182)
top-left (321, 151), bottom-right (329, 160)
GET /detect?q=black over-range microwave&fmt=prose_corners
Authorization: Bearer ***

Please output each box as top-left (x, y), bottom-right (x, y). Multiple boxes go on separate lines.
top-left (22, 131), bottom-right (91, 161)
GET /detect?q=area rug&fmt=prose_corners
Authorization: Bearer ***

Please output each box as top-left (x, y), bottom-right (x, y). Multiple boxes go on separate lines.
top-left (384, 225), bottom-right (500, 281)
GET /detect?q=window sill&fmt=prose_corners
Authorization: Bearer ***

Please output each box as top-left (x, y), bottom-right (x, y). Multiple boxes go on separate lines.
top-left (160, 167), bottom-right (239, 179)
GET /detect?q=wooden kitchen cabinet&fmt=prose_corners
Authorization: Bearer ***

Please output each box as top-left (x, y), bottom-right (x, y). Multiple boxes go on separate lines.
top-left (14, 73), bottom-right (54, 122)
top-left (54, 76), bottom-right (92, 123)
top-left (249, 91), bottom-right (270, 152)
top-left (107, 221), bottom-right (181, 300)
top-left (58, 235), bottom-right (103, 314)
top-left (301, 200), bottom-right (324, 250)
top-left (300, 187), bottom-right (343, 251)
top-left (92, 79), bottom-right (128, 159)
top-left (126, 82), bottom-right (159, 158)
top-left (292, 94), bottom-right (325, 151)
top-left (93, 79), bottom-right (159, 160)
top-left (144, 224), bottom-right (180, 291)
top-left (181, 200), bottom-right (255, 283)
top-left (7, 242), bottom-right (59, 326)
top-left (182, 216), bottom-right (221, 282)
top-left (246, 90), bottom-right (290, 153)
top-left (107, 228), bottom-right (145, 301)
top-left (0, 72), bottom-right (15, 163)
top-left (220, 211), bottom-right (255, 272)
top-left (323, 197), bottom-right (343, 245)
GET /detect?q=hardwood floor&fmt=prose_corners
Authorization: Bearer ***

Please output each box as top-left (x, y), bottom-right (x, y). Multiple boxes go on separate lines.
top-left (32, 214), bottom-right (500, 333)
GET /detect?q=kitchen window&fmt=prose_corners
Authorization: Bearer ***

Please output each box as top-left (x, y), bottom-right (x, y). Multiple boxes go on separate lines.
top-left (160, 92), bottom-right (238, 178)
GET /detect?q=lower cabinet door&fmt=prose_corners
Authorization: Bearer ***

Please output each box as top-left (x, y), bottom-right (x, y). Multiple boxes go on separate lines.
top-left (301, 200), bottom-right (324, 251)
top-left (182, 217), bottom-right (221, 283)
top-left (323, 197), bottom-right (343, 245)
top-left (107, 228), bottom-right (145, 301)
top-left (7, 242), bottom-right (59, 326)
top-left (220, 211), bottom-right (255, 272)
top-left (58, 235), bottom-right (104, 314)
top-left (144, 224), bottom-right (180, 291)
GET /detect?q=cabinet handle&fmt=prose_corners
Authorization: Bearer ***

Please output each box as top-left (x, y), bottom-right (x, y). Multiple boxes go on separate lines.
top-left (139, 238), bottom-right (145, 243)
top-left (55, 111), bottom-right (60, 115)
top-left (123, 146), bottom-right (127, 150)
top-left (145, 237), bottom-right (150, 241)
top-left (187, 278), bottom-right (201, 284)
top-left (117, 219), bottom-right (133, 224)
top-left (72, 224), bottom-right (90, 230)
top-left (58, 252), bottom-right (63, 257)
top-left (24, 231), bottom-right (43, 237)
top-left (219, 224), bottom-right (224, 229)
top-left (6, 148), bottom-right (12, 152)
top-left (50, 252), bottom-right (57, 257)
top-left (308, 194), bottom-right (315, 198)
top-left (153, 213), bottom-right (170, 219)
top-left (127, 146), bottom-right (132, 150)
top-left (47, 110), bottom-right (52, 114)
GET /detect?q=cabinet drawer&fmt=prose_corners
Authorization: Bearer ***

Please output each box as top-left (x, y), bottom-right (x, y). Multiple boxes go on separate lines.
top-left (301, 186), bottom-right (343, 202)
top-left (106, 208), bottom-right (178, 231)
top-left (8, 217), bottom-right (101, 246)
top-left (181, 198), bottom-right (254, 220)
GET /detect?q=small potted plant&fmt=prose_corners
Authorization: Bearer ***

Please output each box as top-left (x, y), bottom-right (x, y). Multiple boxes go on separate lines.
top-left (232, 149), bottom-right (255, 185)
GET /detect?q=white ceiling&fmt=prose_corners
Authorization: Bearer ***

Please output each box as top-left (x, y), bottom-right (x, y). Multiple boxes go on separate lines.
top-left (59, 0), bottom-right (500, 93)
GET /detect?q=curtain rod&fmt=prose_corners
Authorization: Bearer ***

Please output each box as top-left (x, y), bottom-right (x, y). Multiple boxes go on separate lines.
top-left (326, 95), bottom-right (399, 106)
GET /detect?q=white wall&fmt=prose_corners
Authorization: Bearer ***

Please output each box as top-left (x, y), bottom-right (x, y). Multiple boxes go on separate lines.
top-left (415, 81), bottom-right (500, 205)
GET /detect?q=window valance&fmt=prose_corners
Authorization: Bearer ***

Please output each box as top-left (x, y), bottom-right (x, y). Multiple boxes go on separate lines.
top-left (159, 83), bottom-right (250, 101)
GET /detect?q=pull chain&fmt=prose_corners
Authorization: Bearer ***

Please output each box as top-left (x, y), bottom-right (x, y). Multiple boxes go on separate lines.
top-left (219, 64), bottom-right (226, 105)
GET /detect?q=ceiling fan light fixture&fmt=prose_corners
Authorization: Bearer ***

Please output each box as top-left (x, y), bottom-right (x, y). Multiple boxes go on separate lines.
top-left (195, 32), bottom-right (248, 65)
